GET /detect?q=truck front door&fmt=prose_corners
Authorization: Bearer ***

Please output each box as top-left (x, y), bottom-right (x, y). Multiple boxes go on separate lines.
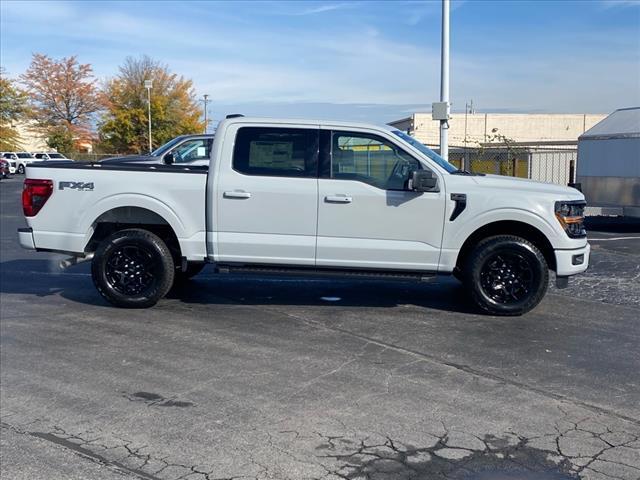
top-left (316, 129), bottom-right (446, 271)
top-left (214, 125), bottom-right (319, 265)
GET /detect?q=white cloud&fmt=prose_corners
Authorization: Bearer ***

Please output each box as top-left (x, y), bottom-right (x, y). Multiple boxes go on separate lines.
top-left (600, 0), bottom-right (640, 7)
top-left (293, 2), bottom-right (351, 15)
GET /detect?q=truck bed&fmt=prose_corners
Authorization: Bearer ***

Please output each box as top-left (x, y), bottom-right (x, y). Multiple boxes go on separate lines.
top-left (23, 162), bottom-right (209, 260)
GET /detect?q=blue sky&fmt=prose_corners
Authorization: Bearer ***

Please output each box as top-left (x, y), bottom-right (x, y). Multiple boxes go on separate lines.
top-left (1, 0), bottom-right (639, 123)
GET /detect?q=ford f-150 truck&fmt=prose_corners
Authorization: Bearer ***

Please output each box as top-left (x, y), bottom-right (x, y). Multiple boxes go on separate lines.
top-left (18, 116), bottom-right (590, 315)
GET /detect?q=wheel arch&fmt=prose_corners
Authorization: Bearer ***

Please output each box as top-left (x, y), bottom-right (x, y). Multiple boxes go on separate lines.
top-left (454, 220), bottom-right (556, 273)
top-left (84, 206), bottom-right (182, 262)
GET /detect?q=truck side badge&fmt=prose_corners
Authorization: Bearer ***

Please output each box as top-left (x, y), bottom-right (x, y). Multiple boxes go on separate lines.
top-left (59, 181), bottom-right (94, 191)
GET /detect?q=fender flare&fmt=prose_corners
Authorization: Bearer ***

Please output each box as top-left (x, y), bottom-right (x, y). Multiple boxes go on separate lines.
top-left (446, 208), bottom-right (562, 251)
top-left (79, 194), bottom-right (187, 249)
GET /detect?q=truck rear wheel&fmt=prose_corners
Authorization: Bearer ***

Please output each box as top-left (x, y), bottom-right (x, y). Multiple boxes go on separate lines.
top-left (91, 229), bottom-right (175, 308)
top-left (464, 235), bottom-right (548, 316)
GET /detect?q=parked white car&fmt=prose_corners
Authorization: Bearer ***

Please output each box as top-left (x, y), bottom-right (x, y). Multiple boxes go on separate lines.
top-left (13, 152), bottom-right (40, 174)
top-left (100, 134), bottom-right (214, 166)
top-left (18, 116), bottom-right (590, 315)
top-left (33, 152), bottom-right (72, 161)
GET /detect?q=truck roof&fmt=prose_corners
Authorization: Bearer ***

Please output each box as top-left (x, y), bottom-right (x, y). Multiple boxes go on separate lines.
top-left (220, 116), bottom-right (397, 132)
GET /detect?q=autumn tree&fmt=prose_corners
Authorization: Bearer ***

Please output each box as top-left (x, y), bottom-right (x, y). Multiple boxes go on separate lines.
top-left (0, 69), bottom-right (29, 150)
top-left (99, 56), bottom-right (204, 154)
top-left (20, 54), bottom-right (102, 153)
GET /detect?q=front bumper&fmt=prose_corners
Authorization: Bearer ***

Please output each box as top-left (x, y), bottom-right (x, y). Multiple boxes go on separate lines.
top-left (18, 227), bottom-right (36, 250)
top-left (555, 242), bottom-right (590, 277)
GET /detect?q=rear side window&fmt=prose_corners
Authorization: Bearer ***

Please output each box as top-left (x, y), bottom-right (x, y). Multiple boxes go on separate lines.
top-left (233, 127), bottom-right (318, 177)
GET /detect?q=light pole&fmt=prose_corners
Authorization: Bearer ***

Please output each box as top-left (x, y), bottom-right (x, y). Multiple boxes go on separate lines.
top-left (432, 0), bottom-right (450, 160)
top-left (144, 79), bottom-right (153, 153)
top-left (439, 0), bottom-right (450, 160)
top-left (202, 94), bottom-right (210, 134)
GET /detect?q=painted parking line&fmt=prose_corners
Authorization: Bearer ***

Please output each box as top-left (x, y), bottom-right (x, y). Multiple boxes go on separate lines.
top-left (588, 236), bottom-right (640, 241)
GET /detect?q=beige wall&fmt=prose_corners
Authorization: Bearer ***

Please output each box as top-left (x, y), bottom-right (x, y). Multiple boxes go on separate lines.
top-left (389, 113), bottom-right (607, 146)
top-left (12, 121), bottom-right (48, 152)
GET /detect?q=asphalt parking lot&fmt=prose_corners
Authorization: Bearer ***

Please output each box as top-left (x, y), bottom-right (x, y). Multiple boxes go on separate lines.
top-left (1, 175), bottom-right (639, 480)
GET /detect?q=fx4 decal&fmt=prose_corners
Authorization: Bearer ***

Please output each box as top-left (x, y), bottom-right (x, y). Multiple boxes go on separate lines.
top-left (59, 181), bottom-right (94, 191)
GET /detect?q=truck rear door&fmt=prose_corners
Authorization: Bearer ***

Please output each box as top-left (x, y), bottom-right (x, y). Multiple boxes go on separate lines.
top-left (213, 125), bottom-right (319, 265)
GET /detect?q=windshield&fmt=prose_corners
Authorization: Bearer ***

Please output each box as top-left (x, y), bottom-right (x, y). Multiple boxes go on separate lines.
top-left (391, 130), bottom-right (457, 173)
top-left (150, 136), bottom-right (185, 157)
top-left (49, 153), bottom-right (66, 159)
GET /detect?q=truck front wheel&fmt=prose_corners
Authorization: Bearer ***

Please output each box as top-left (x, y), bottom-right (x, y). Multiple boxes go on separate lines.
top-left (464, 235), bottom-right (549, 316)
top-left (91, 229), bottom-right (175, 308)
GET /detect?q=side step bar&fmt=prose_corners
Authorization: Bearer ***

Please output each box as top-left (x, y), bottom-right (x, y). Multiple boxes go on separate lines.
top-left (216, 264), bottom-right (437, 282)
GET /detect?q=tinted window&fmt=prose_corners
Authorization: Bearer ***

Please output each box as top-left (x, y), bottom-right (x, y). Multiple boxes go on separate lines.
top-left (171, 139), bottom-right (210, 163)
top-left (35, 154), bottom-right (45, 159)
top-left (233, 127), bottom-right (318, 177)
top-left (330, 132), bottom-right (420, 190)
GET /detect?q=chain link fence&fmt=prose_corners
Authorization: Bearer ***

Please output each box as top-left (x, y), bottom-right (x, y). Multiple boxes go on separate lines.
top-left (431, 143), bottom-right (578, 186)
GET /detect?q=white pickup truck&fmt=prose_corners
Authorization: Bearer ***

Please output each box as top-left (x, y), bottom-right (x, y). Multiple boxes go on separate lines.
top-left (18, 116), bottom-right (590, 315)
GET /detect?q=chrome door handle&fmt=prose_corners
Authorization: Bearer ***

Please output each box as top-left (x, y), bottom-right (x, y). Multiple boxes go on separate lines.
top-left (325, 195), bottom-right (352, 204)
top-left (223, 191), bottom-right (251, 199)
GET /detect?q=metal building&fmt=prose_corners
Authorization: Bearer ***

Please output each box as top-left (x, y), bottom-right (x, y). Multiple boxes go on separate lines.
top-left (577, 107), bottom-right (640, 217)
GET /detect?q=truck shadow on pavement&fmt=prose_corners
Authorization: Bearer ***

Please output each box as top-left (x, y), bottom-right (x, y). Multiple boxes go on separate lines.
top-left (0, 260), bottom-right (479, 314)
top-left (168, 270), bottom-right (478, 314)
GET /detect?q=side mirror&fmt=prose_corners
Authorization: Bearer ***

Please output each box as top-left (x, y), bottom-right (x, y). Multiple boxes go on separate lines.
top-left (164, 153), bottom-right (175, 165)
top-left (410, 170), bottom-right (438, 192)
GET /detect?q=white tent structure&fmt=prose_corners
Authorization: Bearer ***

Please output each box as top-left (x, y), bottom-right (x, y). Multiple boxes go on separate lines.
top-left (577, 107), bottom-right (640, 217)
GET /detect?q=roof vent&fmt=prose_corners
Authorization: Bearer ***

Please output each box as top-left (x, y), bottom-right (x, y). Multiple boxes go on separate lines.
top-left (225, 114), bottom-right (244, 119)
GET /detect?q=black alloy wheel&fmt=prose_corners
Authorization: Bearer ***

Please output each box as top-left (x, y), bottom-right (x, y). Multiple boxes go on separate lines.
top-left (464, 235), bottom-right (548, 316)
top-left (105, 245), bottom-right (157, 296)
top-left (92, 229), bottom-right (175, 308)
top-left (479, 251), bottom-right (534, 304)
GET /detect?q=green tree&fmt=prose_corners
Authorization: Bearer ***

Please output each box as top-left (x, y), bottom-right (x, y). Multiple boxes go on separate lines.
top-left (46, 126), bottom-right (75, 155)
top-left (0, 69), bottom-right (29, 150)
top-left (99, 56), bottom-right (204, 154)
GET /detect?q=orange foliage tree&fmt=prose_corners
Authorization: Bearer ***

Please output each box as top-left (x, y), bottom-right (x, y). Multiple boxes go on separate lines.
top-left (20, 54), bottom-right (102, 153)
top-left (99, 55), bottom-right (204, 154)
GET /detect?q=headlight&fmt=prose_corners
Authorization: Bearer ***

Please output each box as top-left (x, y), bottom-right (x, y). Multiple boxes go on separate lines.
top-left (555, 200), bottom-right (586, 238)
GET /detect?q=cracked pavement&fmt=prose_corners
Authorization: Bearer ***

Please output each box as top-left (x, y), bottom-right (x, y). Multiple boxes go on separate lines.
top-left (1, 179), bottom-right (639, 479)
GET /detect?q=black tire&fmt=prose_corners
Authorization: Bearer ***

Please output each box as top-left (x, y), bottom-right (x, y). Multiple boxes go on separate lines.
top-left (174, 262), bottom-right (205, 283)
top-left (91, 229), bottom-right (175, 308)
top-left (463, 235), bottom-right (548, 316)
top-left (17, 164), bottom-right (25, 174)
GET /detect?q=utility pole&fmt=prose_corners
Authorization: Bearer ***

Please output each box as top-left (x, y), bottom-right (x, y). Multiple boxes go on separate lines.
top-left (144, 80), bottom-right (153, 153)
top-left (202, 94), bottom-right (210, 134)
top-left (432, 0), bottom-right (450, 160)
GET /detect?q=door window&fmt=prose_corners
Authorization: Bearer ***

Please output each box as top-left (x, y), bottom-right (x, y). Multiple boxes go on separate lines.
top-left (329, 132), bottom-right (420, 190)
top-left (233, 127), bottom-right (318, 177)
top-left (171, 139), bottom-right (211, 163)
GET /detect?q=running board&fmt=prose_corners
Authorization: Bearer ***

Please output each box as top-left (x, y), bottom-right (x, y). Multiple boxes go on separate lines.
top-left (215, 264), bottom-right (437, 282)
